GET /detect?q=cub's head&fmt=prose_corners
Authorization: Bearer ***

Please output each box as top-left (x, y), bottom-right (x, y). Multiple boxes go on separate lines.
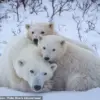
top-left (38, 35), bottom-right (66, 63)
top-left (13, 45), bottom-right (57, 92)
top-left (25, 22), bottom-right (55, 45)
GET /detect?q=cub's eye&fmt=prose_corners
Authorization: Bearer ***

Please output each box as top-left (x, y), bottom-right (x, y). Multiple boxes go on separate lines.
top-left (43, 47), bottom-right (46, 50)
top-left (32, 31), bottom-right (34, 34)
top-left (18, 60), bottom-right (24, 66)
top-left (52, 49), bottom-right (56, 51)
top-left (44, 72), bottom-right (47, 75)
top-left (30, 70), bottom-right (34, 74)
top-left (41, 31), bottom-right (45, 34)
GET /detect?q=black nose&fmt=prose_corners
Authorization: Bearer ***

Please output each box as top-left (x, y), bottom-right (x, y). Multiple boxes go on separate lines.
top-left (33, 39), bottom-right (38, 44)
top-left (34, 85), bottom-right (41, 91)
top-left (44, 57), bottom-right (49, 61)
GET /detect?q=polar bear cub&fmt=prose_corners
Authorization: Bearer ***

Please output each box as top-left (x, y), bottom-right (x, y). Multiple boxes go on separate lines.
top-left (38, 35), bottom-right (100, 91)
top-left (25, 22), bottom-right (94, 52)
top-left (0, 44), bottom-right (57, 92)
top-left (25, 22), bottom-right (55, 45)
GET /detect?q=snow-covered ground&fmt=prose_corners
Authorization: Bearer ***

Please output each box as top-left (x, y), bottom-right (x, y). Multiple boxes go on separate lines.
top-left (1, 87), bottom-right (100, 100)
top-left (0, 0), bottom-right (100, 99)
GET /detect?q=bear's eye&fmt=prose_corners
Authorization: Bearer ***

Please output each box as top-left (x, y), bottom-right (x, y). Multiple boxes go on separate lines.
top-left (52, 49), bottom-right (56, 51)
top-left (30, 70), bottom-right (34, 74)
top-left (43, 47), bottom-right (46, 50)
top-left (18, 60), bottom-right (24, 66)
top-left (41, 31), bottom-right (45, 34)
top-left (44, 72), bottom-right (47, 75)
top-left (32, 31), bottom-right (34, 34)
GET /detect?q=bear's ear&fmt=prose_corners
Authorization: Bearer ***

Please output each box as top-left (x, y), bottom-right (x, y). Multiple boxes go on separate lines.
top-left (60, 40), bottom-right (65, 46)
top-left (18, 60), bottom-right (25, 67)
top-left (25, 24), bottom-right (30, 29)
top-left (38, 37), bottom-right (43, 44)
top-left (39, 36), bottom-right (43, 41)
top-left (50, 63), bottom-right (57, 72)
top-left (49, 23), bottom-right (54, 29)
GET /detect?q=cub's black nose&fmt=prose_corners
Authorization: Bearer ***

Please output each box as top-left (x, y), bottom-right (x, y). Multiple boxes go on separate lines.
top-left (44, 57), bottom-right (50, 61)
top-left (34, 85), bottom-right (41, 91)
top-left (33, 39), bottom-right (38, 45)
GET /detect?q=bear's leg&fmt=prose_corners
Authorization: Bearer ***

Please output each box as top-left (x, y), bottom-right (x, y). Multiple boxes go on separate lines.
top-left (41, 80), bottom-right (53, 92)
top-left (66, 73), bottom-right (95, 91)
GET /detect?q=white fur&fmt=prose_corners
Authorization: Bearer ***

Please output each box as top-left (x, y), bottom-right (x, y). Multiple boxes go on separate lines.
top-left (38, 35), bottom-right (100, 91)
top-left (0, 36), bottom-right (57, 92)
top-left (0, 35), bottom-right (33, 92)
top-left (26, 22), bottom-right (55, 42)
top-left (26, 22), bottom-right (94, 52)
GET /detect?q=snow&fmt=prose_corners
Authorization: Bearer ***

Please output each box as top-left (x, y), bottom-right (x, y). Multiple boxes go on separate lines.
top-left (0, 0), bottom-right (100, 99)
top-left (0, 87), bottom-right (100, 100)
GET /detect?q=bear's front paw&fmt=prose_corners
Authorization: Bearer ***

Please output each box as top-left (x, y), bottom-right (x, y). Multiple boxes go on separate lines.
top-left (42, 80), bottom-right (54, 92)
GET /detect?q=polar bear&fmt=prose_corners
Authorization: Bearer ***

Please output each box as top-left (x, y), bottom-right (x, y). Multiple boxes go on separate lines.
top-left (38, 35), bottom-right (100, 91)
top-left (25, 22), bottom-right (94, 52)
top-left (25, 22), bottom-right (55, 45)
top-left (0, 44), bottom-right (57, 92)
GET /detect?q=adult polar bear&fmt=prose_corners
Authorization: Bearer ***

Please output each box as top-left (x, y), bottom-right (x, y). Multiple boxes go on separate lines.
top-left (0, 36), bottom-right (57, 92)
top-left (38, 35), bottom-right (100, 91)
top-left (25, 22), bottom-right (94, 52)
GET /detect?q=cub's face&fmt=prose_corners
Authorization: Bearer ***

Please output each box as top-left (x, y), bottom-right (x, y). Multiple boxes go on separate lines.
top-left (14, 55), bottom-right (57, 92)
top-left (38, 35), bottom-right (65, 63)
top-left (26, 23), bottom-right (55, 45)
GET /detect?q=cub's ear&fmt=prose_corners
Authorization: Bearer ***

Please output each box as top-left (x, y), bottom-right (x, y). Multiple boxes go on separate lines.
top-left (38, 36), bottom-right (43, 45)
top-left (39, 36), bottom-right (43, 41)
top-left (49, 22), bottom-right (54, 29)
top-left (18, 60), bottom-right (25, 67)
top-left (39, 35), bottom-right (46, 41)
top-left (50, 63), bottom-right (57, 72)
top-left (60, 40), bottom-right (65, 46)
top-left (25, 24), bottom-right (30, 29)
